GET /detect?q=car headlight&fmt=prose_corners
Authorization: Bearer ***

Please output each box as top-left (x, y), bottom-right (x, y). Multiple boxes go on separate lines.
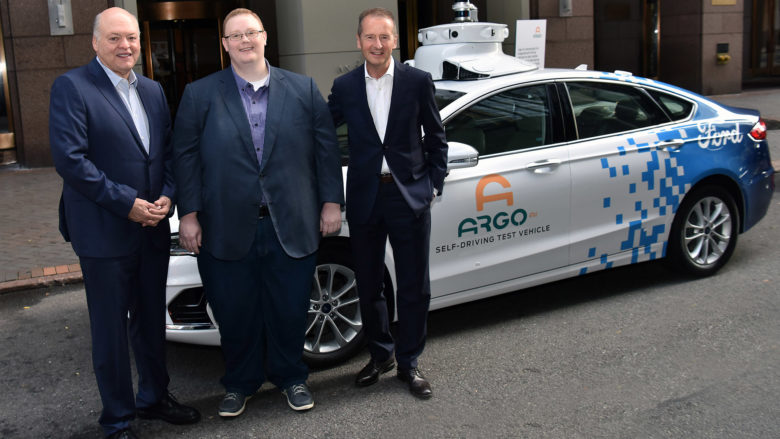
top-left (170, 233), bottom-right (196, 256)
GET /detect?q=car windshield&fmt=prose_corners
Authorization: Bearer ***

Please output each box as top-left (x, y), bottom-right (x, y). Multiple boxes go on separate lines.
top-left (435, 89), bottom-right (465, 111)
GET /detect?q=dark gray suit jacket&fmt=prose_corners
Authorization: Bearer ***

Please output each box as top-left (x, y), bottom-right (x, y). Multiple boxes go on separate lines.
top-left (173, 66), bottom-right (344, 260)
top-left (49, 57), bottom-right (174, 258)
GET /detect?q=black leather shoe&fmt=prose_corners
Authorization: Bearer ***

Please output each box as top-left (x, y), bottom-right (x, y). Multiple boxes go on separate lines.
top-left (107, 428), bottom-right (138, 439)
top-left (136, 392), bottom-right (201, 425)
top-left (355, 357), bottom-right (395, 387)
top-left (397, 367), bottom-right (432, 399)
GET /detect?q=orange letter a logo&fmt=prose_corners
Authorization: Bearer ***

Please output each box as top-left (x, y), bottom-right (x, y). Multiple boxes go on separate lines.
top-left (476, 174), bottom-right (513, 212)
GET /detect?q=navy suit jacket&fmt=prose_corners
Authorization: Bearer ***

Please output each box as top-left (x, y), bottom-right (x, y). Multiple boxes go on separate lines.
top-left (328, 62), bottom-right (447, 224)
top-left (172, 67), bottom-right (344, 260)
top-left (49, 58), bottom-right (174, 258)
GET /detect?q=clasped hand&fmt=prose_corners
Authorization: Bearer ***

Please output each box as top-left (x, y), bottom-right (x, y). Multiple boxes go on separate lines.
top-left (128, 196), bottom-right (171, 227)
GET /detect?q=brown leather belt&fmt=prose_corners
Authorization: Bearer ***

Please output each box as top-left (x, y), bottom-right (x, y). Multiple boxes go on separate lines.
top-left (258, 204), bottom-right (270, 218)
top-left (379, 173), bottom-right (394, 183)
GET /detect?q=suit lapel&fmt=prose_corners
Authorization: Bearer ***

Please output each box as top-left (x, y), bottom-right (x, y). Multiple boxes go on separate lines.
top-left (87, 58), bottom-right (146, 156)
top-left (217, 68), bottom-right (257, 169)
top-left (385, 61), bottom-right (406, 141)
top-left (260, 67), bottom-right (287, 173)
top-left (351, 66), bottom-right (383, 144)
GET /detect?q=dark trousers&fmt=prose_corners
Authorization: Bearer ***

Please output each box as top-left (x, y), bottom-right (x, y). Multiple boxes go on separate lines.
top-left (79, 235), bottom-right (170, 436)
top-left (349, 180), bottom-right (432, 370)
top-left (197, 216), bottom-right (315, 394)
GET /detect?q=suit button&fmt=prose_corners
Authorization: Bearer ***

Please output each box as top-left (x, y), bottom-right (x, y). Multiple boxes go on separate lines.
top-left (382, 146), bottom-right (388, 150)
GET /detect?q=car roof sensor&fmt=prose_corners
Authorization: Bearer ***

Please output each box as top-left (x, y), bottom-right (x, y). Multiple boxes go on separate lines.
top-left (407, 1), bottom-right (537, 81)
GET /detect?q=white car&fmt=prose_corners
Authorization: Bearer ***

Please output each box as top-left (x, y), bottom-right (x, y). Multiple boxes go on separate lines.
top-left (165, 19), bottom-right (775, 367)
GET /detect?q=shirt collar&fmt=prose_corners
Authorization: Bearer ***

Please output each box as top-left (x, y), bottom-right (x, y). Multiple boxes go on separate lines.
top-left (231, 60), bottom-right (271, 91)
top-left (96, 56), bottom-right (137, 88)
top-left (364, 56), bottom-right (395, 80)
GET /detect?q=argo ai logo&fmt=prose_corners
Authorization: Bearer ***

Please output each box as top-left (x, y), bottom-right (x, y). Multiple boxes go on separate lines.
top-left (458, 174), bottom-right (533, 237)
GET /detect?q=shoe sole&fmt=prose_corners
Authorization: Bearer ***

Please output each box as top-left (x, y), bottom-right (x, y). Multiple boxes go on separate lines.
top-left (218, 396), bottom-right (251, 417)
top-left (356, 361), bottom-right (396, 387)
top-left (286, 399), bottom-right (314, 411)
top-left (136, 411), bottom-right (201, 425)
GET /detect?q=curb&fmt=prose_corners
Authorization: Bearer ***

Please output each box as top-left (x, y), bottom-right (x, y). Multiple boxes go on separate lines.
top-left (0, 266), bottom-right (83, 295)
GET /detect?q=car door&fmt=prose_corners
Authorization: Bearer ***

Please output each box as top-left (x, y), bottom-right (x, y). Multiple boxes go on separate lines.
top-left (564, 80), bottom-right (681, 270)
top-left (429, 83), bottom-right (572, 297)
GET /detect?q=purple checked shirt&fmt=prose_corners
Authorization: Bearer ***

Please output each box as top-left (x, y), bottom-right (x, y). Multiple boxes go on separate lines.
top-left (232, 66), bottom-right (269, 167)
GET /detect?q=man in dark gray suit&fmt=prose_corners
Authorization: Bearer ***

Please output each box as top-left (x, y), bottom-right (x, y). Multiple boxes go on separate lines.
top-left (50, 7), bottom-right (200, 438)
top-left (172, 8), bottom-right (343, 417)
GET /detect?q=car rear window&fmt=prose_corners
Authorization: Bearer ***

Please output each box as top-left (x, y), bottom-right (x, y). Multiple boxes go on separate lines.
top-left (647, 90), bottom-right (694, 121)
top-left (567, 82), bottom-right (669, 139)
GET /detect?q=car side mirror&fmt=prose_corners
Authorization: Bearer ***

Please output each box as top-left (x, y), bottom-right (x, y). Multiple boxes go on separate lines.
top-left (446, 141), bottom-right (479, 170)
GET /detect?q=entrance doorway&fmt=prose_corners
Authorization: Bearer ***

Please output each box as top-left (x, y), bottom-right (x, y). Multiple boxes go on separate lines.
top-left (138, 1), bottom-right (234, 116)
top-left (751, 0), bottom-right (780, 77)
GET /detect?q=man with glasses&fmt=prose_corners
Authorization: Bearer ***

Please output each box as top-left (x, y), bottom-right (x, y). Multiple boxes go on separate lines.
top-left (49, 7), bottom-right (200, 438)
top-left (172, 8), bottom-right (343, 417)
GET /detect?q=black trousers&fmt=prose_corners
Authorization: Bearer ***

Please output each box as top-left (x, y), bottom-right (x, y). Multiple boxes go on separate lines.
top-left (198, 217), bottom-right (315, 394)
top-left (80, 235), bottom-right (170, 436)
top-left (349, 180), bottom-right (431, 370)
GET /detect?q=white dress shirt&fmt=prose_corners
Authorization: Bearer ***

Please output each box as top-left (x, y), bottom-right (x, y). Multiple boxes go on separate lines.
top-left (365, 57), bottom-right (395, 174)
top-left (96, 57), bottom-right (150, 153)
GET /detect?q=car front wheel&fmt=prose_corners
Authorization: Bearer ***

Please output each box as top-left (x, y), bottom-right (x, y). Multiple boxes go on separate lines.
top-left (303, 241), bottom-right (364, 368)
top-left (667, 185), bottom-right (739, 277)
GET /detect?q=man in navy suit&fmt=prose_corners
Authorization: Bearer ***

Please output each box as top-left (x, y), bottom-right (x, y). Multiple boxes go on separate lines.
top-left (328, 7), bottom-right (448, 398)
top-left (172, 8), bottom-right (343, 417)
top-left (49, 7), bottom-right (200, 438)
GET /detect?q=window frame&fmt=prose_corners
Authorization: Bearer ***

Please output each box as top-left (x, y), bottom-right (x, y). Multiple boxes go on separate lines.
top-left (441, 81), bottom-right (567, 159)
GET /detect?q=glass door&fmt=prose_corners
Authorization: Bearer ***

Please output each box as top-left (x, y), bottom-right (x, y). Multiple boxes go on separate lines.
top-left (0, 20), bottom-right (15, 164)
top-left (752, 0), bottom-right (780, 76)
top-left (139, 1), bottom-right (228, 117)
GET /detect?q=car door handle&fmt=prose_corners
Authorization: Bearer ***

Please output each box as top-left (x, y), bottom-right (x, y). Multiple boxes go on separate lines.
top-left (526, 159), bottom-right (562, 173)
top-left (656, 140), bottom-right (685, 151)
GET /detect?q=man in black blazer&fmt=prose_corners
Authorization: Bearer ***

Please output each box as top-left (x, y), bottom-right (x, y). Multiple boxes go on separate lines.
top-left (328, 7), bottom-right (448, 398)
top-left (173, 8), bottom-right (344, 417)
top-left (49, 7), bottom-right (199, 438)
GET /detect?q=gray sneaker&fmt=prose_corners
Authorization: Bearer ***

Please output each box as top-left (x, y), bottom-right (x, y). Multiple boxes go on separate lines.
top-left (218, 392), bottom-right (251, 417)
top-left (281, 383), bottom-right (314, 411)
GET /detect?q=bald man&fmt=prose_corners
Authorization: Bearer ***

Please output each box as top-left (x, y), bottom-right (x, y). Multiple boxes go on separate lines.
top-left (49, 7), bottom-right (199, 438)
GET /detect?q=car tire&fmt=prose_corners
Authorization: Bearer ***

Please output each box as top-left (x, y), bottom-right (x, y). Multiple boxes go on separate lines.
top-left (666, 185), bottom-right (739, 277)
top-left (304, 240), bottom-right (395, 368)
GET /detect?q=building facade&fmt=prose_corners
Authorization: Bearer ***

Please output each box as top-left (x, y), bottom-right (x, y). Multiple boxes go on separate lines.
top-left (0, 0), bottom-right (776, 167)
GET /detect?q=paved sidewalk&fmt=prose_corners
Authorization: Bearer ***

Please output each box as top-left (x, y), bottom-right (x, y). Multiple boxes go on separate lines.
top-left (1, 88), bottom-right (779, 294)
top-left (0, 166), bottom-right (81, 292)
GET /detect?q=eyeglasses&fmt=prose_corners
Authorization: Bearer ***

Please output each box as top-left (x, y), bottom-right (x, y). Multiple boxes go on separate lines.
top-left (223, 29), bottom-right (264, 42)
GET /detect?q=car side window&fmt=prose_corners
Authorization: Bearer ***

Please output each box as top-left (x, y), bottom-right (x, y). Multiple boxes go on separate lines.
top-left (444, 84), bottom-right (553, 156)
top-left (647, 90), bottom-right (694, 121)
top-left (567, 82), bottom-right (669, 139)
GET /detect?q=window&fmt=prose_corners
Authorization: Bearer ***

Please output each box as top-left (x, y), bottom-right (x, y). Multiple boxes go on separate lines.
top-left (434, 89), bottom-right (465, 111)
top-left (567, 82), bottom-right (669, 139)
top-left (647, 90), bottom-right (694, 121)
top-left (444, 84), bottom-right (553, 156)
top-left (0, 25), bottom-right (14, 162)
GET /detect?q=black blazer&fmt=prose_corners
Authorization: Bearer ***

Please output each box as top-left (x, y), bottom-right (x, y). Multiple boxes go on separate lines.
top-left (328, 61), bottom-right (448, 224)
top-left (173, 67), bottom-right (344, 260)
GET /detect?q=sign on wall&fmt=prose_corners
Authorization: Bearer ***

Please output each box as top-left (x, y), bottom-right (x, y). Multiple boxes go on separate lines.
top-left (515, 20), bottom-right (547, 69)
